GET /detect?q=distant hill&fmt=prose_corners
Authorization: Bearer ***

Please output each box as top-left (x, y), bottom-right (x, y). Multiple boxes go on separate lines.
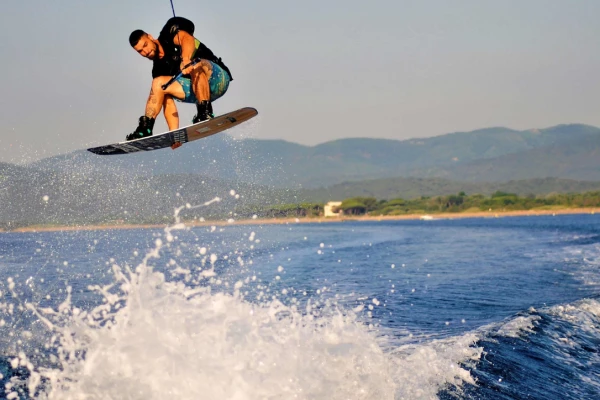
top-left (3, 121), bottom-right (599, 227)
top-left (0, 161), bottom-right (30, 178)
top-left (3, 160), bottom-right (600, 228)
top-left (0, 164), bottom-right (299, 228)
top-left (409, 131), bottom-right (600, 182)
top-left (27, 123), bottom-right (600, 188)
top-left (300, 177), bottom-right (600, 202)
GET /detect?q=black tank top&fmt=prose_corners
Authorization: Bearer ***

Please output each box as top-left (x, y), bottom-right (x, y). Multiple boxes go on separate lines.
top-left (151, 17), bottom-right (233, 80)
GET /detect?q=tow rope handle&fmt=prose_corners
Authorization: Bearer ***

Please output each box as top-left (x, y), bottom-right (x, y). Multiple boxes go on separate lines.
top-left (161, 58), bottom-right (201, 90)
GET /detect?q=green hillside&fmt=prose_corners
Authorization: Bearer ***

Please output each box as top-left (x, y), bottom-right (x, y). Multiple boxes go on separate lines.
top-left (3, 158), bottom-right (600, 229)
top-left (0, 166), bottom-right (298, 229)
top-left (300, 177), bottom-right (600, 202)
top-left (28, 123), bottom-right (600, 188)
top-left (418, 131), bottom-right (600, 182)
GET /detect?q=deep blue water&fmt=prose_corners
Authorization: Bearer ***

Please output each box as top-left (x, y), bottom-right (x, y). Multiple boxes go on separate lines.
top-left (0, 214), bottom-right (599, 399)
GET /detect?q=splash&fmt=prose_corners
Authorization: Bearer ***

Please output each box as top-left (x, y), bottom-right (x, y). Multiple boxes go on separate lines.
top-left (1, 202), bottom-right (482, 399)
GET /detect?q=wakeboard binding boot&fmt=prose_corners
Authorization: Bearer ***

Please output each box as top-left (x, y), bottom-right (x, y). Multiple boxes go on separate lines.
top-left (192, 100), bottom-right (214, 124)
top-left (126, 116), bottom-right (155, 141)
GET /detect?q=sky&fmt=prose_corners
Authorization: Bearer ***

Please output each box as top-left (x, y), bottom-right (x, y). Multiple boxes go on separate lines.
top-left (1, 0), bottom-right (600, 163)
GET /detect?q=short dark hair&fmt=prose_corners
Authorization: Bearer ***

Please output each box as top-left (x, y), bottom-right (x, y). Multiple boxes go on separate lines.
top-left (129, 30), bottom-right (146, 47)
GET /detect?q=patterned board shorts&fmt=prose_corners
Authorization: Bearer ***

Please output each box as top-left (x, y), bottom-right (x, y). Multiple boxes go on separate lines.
top-left (175, 60), bottom-right (230, 104)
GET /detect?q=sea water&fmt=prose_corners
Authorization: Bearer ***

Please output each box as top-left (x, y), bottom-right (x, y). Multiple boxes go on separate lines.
top-left (0, 212), bottom-right (599, 399)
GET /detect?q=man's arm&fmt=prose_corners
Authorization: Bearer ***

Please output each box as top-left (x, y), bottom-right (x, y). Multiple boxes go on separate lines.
top-left (173, 30), bottom-right (197, 64)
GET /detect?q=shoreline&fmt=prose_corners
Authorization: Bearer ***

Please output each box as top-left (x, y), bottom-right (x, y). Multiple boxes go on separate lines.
top-left (4, 207), bottom-right (600, 233)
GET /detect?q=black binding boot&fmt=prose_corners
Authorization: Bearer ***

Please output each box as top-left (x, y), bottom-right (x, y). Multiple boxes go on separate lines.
top-left (192, 100), bottom-right (214, 124)
top-left (126, 116), bottom-right (155, 141)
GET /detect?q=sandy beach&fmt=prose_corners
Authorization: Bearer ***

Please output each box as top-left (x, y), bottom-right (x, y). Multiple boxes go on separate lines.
top-left (4, 207), bottom-right (599, 233)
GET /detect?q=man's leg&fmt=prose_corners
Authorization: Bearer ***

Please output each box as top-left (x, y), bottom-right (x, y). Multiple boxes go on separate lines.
top-left (187, 60), bottom-right (214, 123)
top-left (188, 60), bottom-right (231, 123)
top-left (163, 94), bottom-right (184, 150)
top-left (163, 95), bottom-right (179, 131)
top-left (127, 77), bottom-right (185, 141)
top-left (188, 60), bottom-right (212, 103)
top-left (145, 77), bottom-right (186, 119)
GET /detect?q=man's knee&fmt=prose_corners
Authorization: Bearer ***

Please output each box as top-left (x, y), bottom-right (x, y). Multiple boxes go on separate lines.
top-left (151, 76), bottom-right (170, 92)
top-left (189, 67), bottom-right (208, 84)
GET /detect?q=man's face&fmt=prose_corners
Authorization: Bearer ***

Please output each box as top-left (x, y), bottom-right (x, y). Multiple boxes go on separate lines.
top-left (133, 34), bottom-right (158, 60)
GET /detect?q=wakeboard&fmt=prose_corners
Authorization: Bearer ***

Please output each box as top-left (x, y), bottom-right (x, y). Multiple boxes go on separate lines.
top-left (87, 107), bottom-right (258, 155)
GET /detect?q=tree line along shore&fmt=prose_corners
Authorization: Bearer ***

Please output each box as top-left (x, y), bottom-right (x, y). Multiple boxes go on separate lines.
top-left (4, 191), bottom-right (600, 232)
top-left (239, 191), bottom-right (600, 218)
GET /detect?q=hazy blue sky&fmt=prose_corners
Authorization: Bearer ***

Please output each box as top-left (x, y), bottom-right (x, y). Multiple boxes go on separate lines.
top-left (1, 0), bottom-right (600, 162)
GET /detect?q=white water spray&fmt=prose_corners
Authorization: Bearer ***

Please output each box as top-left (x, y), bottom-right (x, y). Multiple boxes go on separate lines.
top-left (1, 198), bottom-right (482, 399)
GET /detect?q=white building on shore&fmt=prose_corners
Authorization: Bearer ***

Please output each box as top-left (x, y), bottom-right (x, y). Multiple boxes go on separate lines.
top-left (324, 201), bottom-right (343, 217)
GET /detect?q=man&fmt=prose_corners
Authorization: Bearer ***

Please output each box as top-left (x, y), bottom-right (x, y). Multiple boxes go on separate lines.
top-left (127, 16), bottom-right (233, 141)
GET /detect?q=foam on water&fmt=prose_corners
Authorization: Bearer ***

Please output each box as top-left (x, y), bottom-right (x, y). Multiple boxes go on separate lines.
top-left (461, 296), bottom-right (600, 398)
top-left (0, 208), bottom-right (485, 400)
top-left (495, 314), bottom-right (540, 338)
top-left (547, 299), bottom-right (600, 341)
